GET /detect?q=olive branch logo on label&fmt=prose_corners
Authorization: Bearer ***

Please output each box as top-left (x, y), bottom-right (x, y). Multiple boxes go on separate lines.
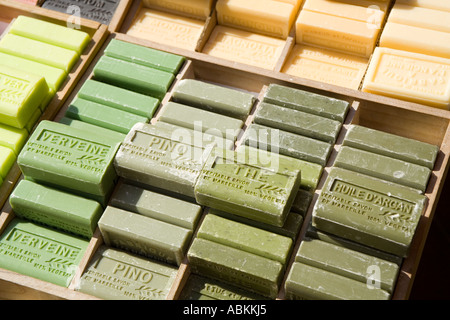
top-left (45, 257), bottom-right (73, 270)
top-left (75, 154), bottom-right (107, 166)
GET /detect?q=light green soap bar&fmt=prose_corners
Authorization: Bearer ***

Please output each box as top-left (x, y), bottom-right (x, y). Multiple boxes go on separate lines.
top-left (0, 218), bottom-right (89, 287)
top-left (77, 246), bottom-right (178, 300)
top-left (104, 39), bottom-right (185, 74)
top-left (198, 214), bottom-right (293, 265)
top-left (263, 84), bottom-right (349, 122)
top-left (284, 262), bottom-right (391, 300)
top-left (254, 102), bottom-right (342, 143)
top-left (158, 101), bottom-right (244, 141)
top-left (98, 206), bottom-right (192, 266)
top-left (77, 79), bottom-right (159, 118)
top-left (0, 123), bottom-right (28, 155)
top-left (343, 125), bottom-right (439, 170)
top-left (0, 34), bottom-right (79, 73)
top-left (296, 238), bottom-right (399, 293)
top-left (25, 108), bottom-right (42, 133)
top-left (110, 182), bottom-right (202, 230)
top-left (0, 145), bottom-right (16, 179)
top-left (58, 117), bottom-right (126, 144)
top-left (0, 64), bottom-right (49, 129)
top-left (66, 97), bottom-right (149, 134)
top-left (171, 79), bottom-right (256, 120)
top-left (187, 238), bottom-right (284, 299)
top-left (335, 146), bottom-right (432, 192)
top-left (312, 167), bottom-right (427, 257)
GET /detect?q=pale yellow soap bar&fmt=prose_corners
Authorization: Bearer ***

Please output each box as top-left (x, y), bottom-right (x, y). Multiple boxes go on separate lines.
top-left (389, 4), bottom-right (450, 33)
top-left (282, 44), bottom-right (368, 90)
top-left (395, 0), bottom-right (450, 12)
top-left (203, 25), bottom-right (286, 70)
top-left (362, 47), bottom-right (450, 109)
top-left (127, 8), bottom-right (204, 51)
top-left (142, 0), bottom-right (214, 19)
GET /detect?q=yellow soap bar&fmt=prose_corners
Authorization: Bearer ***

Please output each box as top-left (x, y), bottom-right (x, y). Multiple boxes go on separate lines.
top-left (203, 25), bottom-right (286, 70)
top-left (142, 0), bottom-right (214, 19)
top-left (388, 4), bottom-right (450, 33)
top-left (362, 47), bottom-right (450, 109)
top-left (282, 44), bottom-right (368, 90)
top-left (395, 0), bottom-right (450, 12)
top-left (296, 9), bottom-right (379, 58)
top-left (126, 8), bottom-right (204, 51)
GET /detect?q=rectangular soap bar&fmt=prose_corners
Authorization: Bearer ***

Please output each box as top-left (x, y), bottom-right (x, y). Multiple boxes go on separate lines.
top-left (0, 123), bottom-right (28, 155)
top-left (291, 188), bottom-right (313, 216)
top-left (388, 4), bottom-right (450, 33)
top-left (98, 206), bottom-right (192, 266)
top-left (0, 145), bottom-right (15, 179)
top-left (263, 84), bottom-right (349, 122)
top-left (58, 117), bottom-right (126, 144)
top-left (312, 167), bottom-right (427, 257)
top-left (171, 79), bottom-right (256, 120)
top-left (362, 47), bottom-right (450, 109)
top-left (194, 148), bottom-right (302, 227)
top-left (0, 218), bottom-right (89, 287)
top-left (143, 0), bottom-right (214, 19)
top-left (10, 179), bottom-right (103, 238)
top-left (343, 124), bottom-right (440, 170)
top-left (110, 182), bottom-right (202, 231)
top-left (76, 246), bottom-right (178, 300)
top-left (395, 0), bottom-right (450, 11)
top-left (335, 146), bottom-right (432, 192)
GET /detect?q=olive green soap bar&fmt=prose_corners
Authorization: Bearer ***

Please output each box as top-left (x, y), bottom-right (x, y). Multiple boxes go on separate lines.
top-left (10, 179), bottom-right (103, 238)
top-left (58, 117), bottom-right (126, 144)
top-left (312, 167), bottom-right (427, 257)
top-left (0, 123), bottom-right (28, 155)
top-left (77, 246), bottom-right (178, 300)
top-left (0, 145), bottom-right (16, 179)
top-left (0, 218), bottom-right (89, 287)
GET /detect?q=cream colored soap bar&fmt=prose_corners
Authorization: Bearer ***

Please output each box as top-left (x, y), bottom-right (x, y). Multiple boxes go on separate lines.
top-left (362, 47), bottom-right (450, 109)
top-left (142, 0), bottom-right (214, 19)
top-left (389, 4), bottom-right (450, 33)
top-left (395, 0), bottom-right (450, 12)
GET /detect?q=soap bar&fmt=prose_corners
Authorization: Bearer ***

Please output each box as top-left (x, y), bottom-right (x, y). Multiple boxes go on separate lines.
top-left (388, 4), bottom-right (450, 33)
top-left (0, 218), bottom-right (89, 287)
top-left (98, 206), bottom-right (192, 266)
top-left (263, 84), bottom-right (349, 122)
top-left (187, 238), bottom-right (283, 299)
top-left (285, 262), bottom-right (391, 300)
top-left (158, 102), bottom-right (244, 141)
top-left (343, 125), bottom-right (439, 170)
top-left (335, 146), bottom-right (432, 192)
top-left (142, 0), bottom-right (214, 19)
top-left (66, 97), bottom-right (149, 134)
top-left (197, 214), bottom-right (293, 264)
top-left (104, 39), bottom-right (185, 74)
top-left (77, 246), bottom-right (178, 300)
top-left (395, 0), bottom-right (450, 12)
top-left (312, 167), bottom-right (427, 257)
top-left (0, 145), bottom-right (15, 179)
top-left (17, 120), bottom-right (121, 203)
top-left (254, 102), bottom-right (342, 143)
top-left (0, 33), bottom-right (79, 73)
top-left (0, 123), bottom-right (28, 155)
top-left (291, 188), bottom-right (313, 216)
top-left (114, 122), bottom-right (215, 198)
top-left (296, 238), bottom-right (399, 293)
top-left (93, 56), bottom-right (174, 100)
top-left (171, 79), bottom-right (255, 120)
top-left (0, 64), bottom-right (49, 128)
top-left (243, 123), bottom-right (333, 166)
top-left (110, 182), bottom-right (202, 231)
top-left (58, 117), bottom-right (126, 144)
top-left (77, 79), bottom-right (159, 118)
top-left (194, 148), bottom-right (302, 227)
top-left (362, 47), bottom-right (450, 109)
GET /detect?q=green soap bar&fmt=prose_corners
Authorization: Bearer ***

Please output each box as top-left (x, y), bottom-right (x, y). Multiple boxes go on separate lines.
top-left (76, 246), bottom-right (178, 300)
top-left (58, 117), bottom-right (126, 144)
top-left (263, 84), bottom-right (349, 122)
top-left (158, 101), bottom-right (244, 141)
top-left (0, 218), bottom-right (89, 287)
top-left (10, 179), bottom-right (103, 238)
top-left (114, 122), bottom-right (215, 198)
top-left (244, 123), bottom-right (332, 166)
top-left (0, 64), bottom-right (49, 129)
top-left (171, 79), bottom-right (256, 120)
top-left (254, 102), bottom-right (342, 143)
top-left (66, 97), bottom-right (149, 134)
top-left (335, 146), bottom-right (432, 192)
top-left (344, 125), bottom-right (439, 170)
top-left (93, 56), bottom-right (174, 100)
top-left (0, 34), bottom-right (79, 73)
top-left (98, 206), bottom-right (192, 266)
top-left (198, 214), bottom-right (293, 264)
top-left (38, 88), bottom-right (55, 112)
top-left (187, 238), bottom-right (284, 299)
top-left (285, 262), bottom-right (391, 300)
top-left (78, 79), bottom-right (159, 118)
top-left (0, 145), bottom-right (16, 179)
top-left (0, 123), bottom-right (28, 155)
top-left (291, 188), bottom-right (313, 216)
top-left (312, 167), bottom-right (427, 257)
top-left (194, 148), bottom-right (302, 227)
top-left (104, 39), bottom-right (185, 74)
top-left (0, 52), bottom-right (67, 92)
top-left (110, 182), bottom-right (202, 230)
top-left (25, 108), bottom-right (42, 133)
top-left (17, 120), bottom-right (120, 203)
top-left (9, 16), bottom-right (90, 55)
top-left (296, 238), bottom-right (399, 293)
